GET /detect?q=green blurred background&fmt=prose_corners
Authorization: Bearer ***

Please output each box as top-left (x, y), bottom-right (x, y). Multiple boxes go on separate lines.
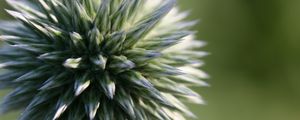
top-left (1, 0), bottom-right (300, 120)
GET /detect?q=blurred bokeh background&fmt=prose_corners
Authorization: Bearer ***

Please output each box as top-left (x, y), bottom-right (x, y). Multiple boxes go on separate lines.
top-left (1, 0), bottom-right (300, 120)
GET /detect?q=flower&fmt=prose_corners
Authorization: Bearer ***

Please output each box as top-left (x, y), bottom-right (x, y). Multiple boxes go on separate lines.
top-left (0, 0), bottom-right (208, 120)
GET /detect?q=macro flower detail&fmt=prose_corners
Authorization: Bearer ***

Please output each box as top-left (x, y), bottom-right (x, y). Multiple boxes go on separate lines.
top-left (0, 0), bottom-right (208, 120)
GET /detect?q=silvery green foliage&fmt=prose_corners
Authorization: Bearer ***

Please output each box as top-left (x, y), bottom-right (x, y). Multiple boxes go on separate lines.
top-left (0, 0), bottom-right (208, 120)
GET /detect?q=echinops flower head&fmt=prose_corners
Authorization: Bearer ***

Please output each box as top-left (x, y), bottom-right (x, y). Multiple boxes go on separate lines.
top-left (0, 0), bottom-right (208, 120)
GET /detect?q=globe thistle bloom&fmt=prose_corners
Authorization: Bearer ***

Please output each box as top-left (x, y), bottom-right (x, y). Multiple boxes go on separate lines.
top-left (0, 0), bottom-right (208, 120)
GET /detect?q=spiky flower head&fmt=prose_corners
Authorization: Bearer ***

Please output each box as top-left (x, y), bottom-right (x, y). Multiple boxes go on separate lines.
top-left (0, 0), bottom-right (208, 120)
